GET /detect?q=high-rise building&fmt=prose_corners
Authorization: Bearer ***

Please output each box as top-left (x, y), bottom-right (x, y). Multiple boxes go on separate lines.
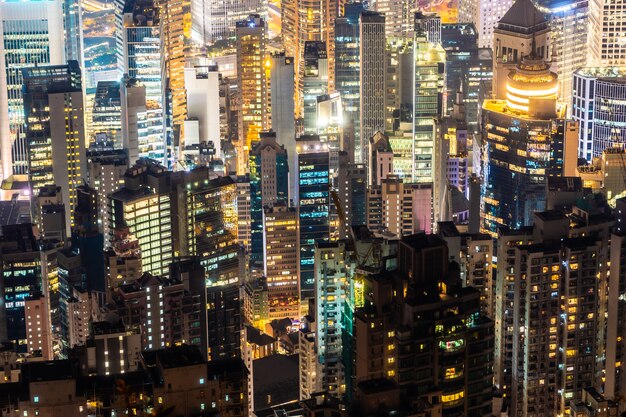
top-left (86, 149), bottom-right (128, 246)
top-left (0, 0), bottom-right (65, 181)
top-left (412, 32), bottom-right (446, 183)
top-left (367, 176), bottom-right (433, 236)
top-left (236, 14), bottom-right (269, 174)
top-left (370, 0), bottom-right (414, 36)
top-left (91, 81), bottom-right (122, 149)
top-left (491, 0), bottom-right (550, 100)
top-left (121, 0), bottom-right (167, 163)
top-left (249, 132), bottom-right (289, 263)
top-left (352, 233), bottom-right (494, 416)
top-left (184, 65), bottom-right (221, 160)
top-left (108, 161), bottom-right (173, 276)
top-left (335, 3), bottom-right (364, 154)
top-left (156, 0), bottom-right (189, 161)
top-left (314, 241), bottom-right (351, 397)
top-left (0, 224), bottom-right (59, 352)
top-left (535, 0), bottom-right (593, 110)
top-left (281, 0), bottom-right (335, 115)
top-left (482, 54), bottom-right (577, 235)
top-left (303, 41), bottom-right (329, 134)
top-left (592, 0), bottom-right (626, 65)
top-left (359, 11), bottom-right (386, 164)
top-left (458, 0), bottom-right (515, 48)
top-left (269, 53), bottom-right (297, 201)
top-left (297, 137), bottom-right (332, 301)
top-left (441, 23), bottom-right (493, 130)
top-left (22, 62), bottom-right (86, 234)
top-left (572, 67), bottom-right (626, 161)
top-left (190, 0), bottom-right (263, 45)
top-left (264, 204), bottom-right (299, 320)
top-left (414, 11), bottom-right (442, 44)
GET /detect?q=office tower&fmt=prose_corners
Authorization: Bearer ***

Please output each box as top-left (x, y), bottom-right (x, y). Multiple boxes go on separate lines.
top-left (242, 277), bottom-right (269, 328)
top-left (591, 0), bottom-right (626, 65)
top-left (458, 0), bottom-right (515, 48)
top-left (108, 161), bottom-right (173, 276)
top-left (441, 23), bottom-right (493, 130)
top-left (92, 81), bottom-right (122, 149)
top-left (86, 149), bottom-right (128, 246)
top-left (269, 53), bottom-right (297, 200)
top-left (537, 0), bottom-right (592, 110)
top-left (170, 171), bottom-right (240, 286)
top-left (412, 33), bottom-right (446, 183)
top-left (359, 11), bottom-right (386, 164)
top-left (63, 0), bottom-right (83, 64)
top-left (22, 62), bottom-right (86, 234)
top-left (157, 0), bottom-right (189, 155)
top-left (352, 234), bottom-right (494, 416)
top-left (482, 54), bottom-right (577, 235)
top-left (0, 0), bottom-right (65, 181)
top-left (315, 241), bottom-right (351, 397)
top-left (282, 0), bottom-right (335, 114)
top-left (250, 133), bottom-right (289, 264)
top-left (236, 15), bottom-right (269, 175)
top-left (234, 175), bottom-right (252, 255)
top-left (297, 137), bottom-right (332, 301)
top-left (191, 0), bottom-right (263, 45)
top-left (370, 0), bottom-right (414, 36)
top-left (572, 67), bottom-right (626, 161)
top-left (492, 0), bottom-right (550, 100)
top-left (264, 204), bottom-right (299, 320)
top-left (335, 3), bottom-right (364, 154)
top-left (121, 0), bottom-right (167, 164)
top-left (367, 176), bottom-right (433, 236)
top-left (303, 42), bottom-right (329, 133)
top-left (184, 65), bottom-right (221, 162)
top-left (120, 77), bottom-right (148, 165)
top-left (384, 37), bottom-right (414, 133)
top-left (414, 12), bottom-right (442, 44)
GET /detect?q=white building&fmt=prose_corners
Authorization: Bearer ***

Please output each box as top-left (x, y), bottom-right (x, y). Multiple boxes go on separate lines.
top-left (459, 0), bottom-right (515, 48)
top-left (184, 65), bottom-right (221, 157)
top-left (572, 67), bottom-right (626, 161)
top-left (0, 0), bottom-right (65, 183)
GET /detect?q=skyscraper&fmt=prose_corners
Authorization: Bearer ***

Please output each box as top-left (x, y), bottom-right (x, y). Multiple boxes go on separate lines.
top-left (22, 62), bottom-right (86, 234)
top-left (536, 0), bottom-right (594, 110)
top-left (335, 3), bottom-right (364, 156)
top-left (121, 0), bottom-right (167, 163)
top-left (0, 0), bottom-right (65, 181)
top-left (184, 65), bottom-right (221, 159)
top-left (191, 0), bottom-right (264, 45)
top-left (458, 0), bottom-right (515, 48)
top-left (281, 0), bottom-right (335, 115)
top-left (359, 11), bottom-right (386, 164)
top-left (412, 31), bottom-right (446, 183)
top-left (108, 160), bottom-right (173, 276)
top-left (269, 53), bottom-right (297, 200)
top-left (91, 81), bottom-right (122, 149)
top-left (482, 54), bottom-right (577, 235)
top-left (572, 67), bottom-right (626, 161)
top-left (297, 137), bottom-right (331, 301)
top-left (236, 14), bottom-right (269, 174)
top-left (264, 203), bottom-right (299, 320)
top-left (249, 132), bottom-right (289, 263)
top-left (303, 41), bottom-right (329, 134)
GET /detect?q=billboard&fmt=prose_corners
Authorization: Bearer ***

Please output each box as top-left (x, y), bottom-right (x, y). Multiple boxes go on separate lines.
top-left (418, 0), bottom-right (458, 23)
